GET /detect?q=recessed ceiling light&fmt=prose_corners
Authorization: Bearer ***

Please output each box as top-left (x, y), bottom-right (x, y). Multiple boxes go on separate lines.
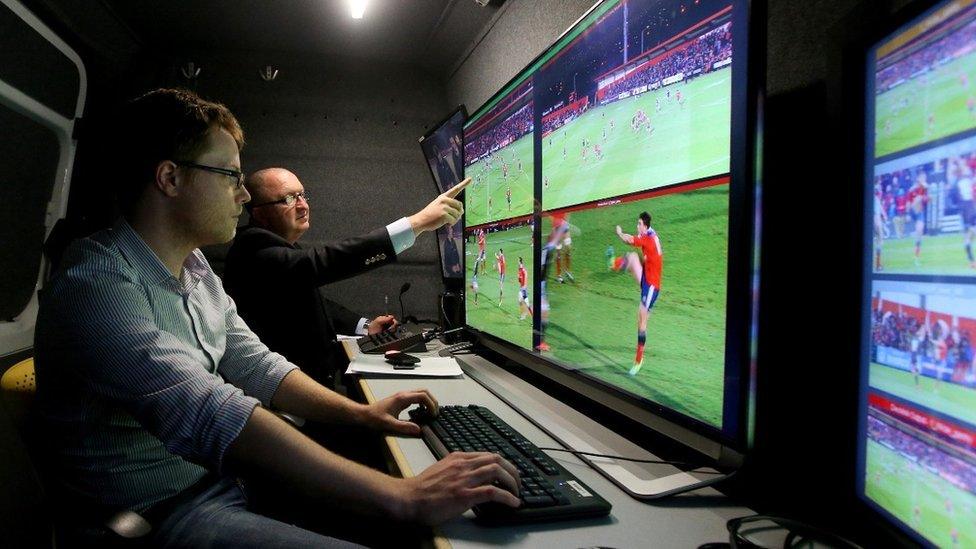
top-left (350, 0), bottom-right (368, 19)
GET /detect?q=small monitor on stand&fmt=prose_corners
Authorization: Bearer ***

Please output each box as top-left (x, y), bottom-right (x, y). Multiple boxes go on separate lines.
top-left (419, 105), bottom-right (468, 329)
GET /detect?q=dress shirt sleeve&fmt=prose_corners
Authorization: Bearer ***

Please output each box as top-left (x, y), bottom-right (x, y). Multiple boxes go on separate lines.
top-left (219, 293), bottom-right (298, 405)
top-left (355, 317), bottom-right (369, 336)
top-left (39, 248), bottom-right (259, 473)
top-left (386, 217), bottom-right (416, 255)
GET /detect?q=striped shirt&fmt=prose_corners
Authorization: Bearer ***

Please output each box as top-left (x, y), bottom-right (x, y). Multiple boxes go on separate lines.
top-left (34, 219), bottom-right (297, 512)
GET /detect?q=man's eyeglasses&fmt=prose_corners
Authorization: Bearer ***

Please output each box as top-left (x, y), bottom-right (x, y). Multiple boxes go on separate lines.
top-left (250, 190), bottom-right (308, 209)
top-left (175, 161), bottom-right (245, 190)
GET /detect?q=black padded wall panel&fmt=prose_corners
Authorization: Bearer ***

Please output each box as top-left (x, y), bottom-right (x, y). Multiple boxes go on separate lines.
top-left (446, 0), bottom-right (595, 112)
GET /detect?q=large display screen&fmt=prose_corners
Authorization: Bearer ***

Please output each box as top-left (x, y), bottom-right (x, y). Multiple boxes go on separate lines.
top-left (464, 217), bottom-right (535, 350)
top-left (538, 178), bottom-right (729, 427)
top-left (464, 0), bottom-right (752, 442)
top-left (859, 2), bottom-right (976, 546)
top-left (463, 81), bottom-right (535, 227)
top-left (539, 5), bottom-right (732, 211)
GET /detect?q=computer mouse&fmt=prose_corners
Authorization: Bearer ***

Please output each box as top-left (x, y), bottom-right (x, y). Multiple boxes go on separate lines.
top-left (385, 350), bottom-right (420, 366)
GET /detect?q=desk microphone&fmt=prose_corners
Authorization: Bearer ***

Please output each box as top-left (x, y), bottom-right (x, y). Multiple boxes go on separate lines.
top-left (399, 282), bottom-right (417, 324)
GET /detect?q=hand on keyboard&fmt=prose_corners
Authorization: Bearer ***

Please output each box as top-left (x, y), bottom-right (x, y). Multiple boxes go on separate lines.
top-left (358, 326), bottom-right (425, 354)
top-left (409, 405), bottom-right (612, 523)
top-left (362, 389), bottom-right (439, 436)
top-left (400, 452), bottom-right (522, 525)
top-left (366, 314), bottom-right (398, 334)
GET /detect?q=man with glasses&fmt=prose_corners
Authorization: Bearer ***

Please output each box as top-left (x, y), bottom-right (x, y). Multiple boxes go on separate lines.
top-left (35, 88), bottom-right (519, 547)
top-left (224, 167), bottom-right (469, 386)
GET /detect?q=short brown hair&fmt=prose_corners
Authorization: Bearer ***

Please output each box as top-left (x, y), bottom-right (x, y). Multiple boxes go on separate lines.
top-left (115, 88), bottom-right (244, 213)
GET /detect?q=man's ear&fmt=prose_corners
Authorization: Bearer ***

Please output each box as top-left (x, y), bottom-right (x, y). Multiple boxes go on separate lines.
top-left (155, 160), bottom-right (181, 198)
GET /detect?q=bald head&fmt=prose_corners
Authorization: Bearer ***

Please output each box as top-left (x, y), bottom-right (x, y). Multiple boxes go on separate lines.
top-left (245, 168), bottom-right (299, 205)
top-left (245, 167), bottom-right (310, 244)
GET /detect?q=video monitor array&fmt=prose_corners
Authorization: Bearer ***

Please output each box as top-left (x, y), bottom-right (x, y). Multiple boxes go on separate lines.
top-left (859, 1), bottom-right (976, 546)
top-left (464, 0), bottom-right (753, 442)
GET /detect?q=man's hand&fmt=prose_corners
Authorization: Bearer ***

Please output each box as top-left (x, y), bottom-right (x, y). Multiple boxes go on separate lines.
top-left (367, 315), bottom-right (398, 335)
top-left (616, 225), bottom-right (623, 237)
top-left (409, 178), bottom-right (470, 235)
top-left (395, 452), bottom-right (521, 525)
top-left (360, 389), bottom-right (439, 436)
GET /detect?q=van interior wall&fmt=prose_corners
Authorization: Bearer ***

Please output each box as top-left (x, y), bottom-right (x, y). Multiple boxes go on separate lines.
top-left (8, 0), bottom-right (456, 323)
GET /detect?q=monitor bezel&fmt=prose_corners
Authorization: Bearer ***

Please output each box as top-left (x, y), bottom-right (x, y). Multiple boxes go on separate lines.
top-left (461, 0), bottom-right (763, 460)
top-left (419, 104), bottom-right (468, 286)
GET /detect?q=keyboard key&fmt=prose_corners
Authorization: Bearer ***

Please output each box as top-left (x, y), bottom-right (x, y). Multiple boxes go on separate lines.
top-left (522, 495), bottom-right (556, 507)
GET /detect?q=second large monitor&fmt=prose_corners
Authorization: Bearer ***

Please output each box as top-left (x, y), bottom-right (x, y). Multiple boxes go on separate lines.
top-left (858, 0), bottom-right (976, 545)
top-left (462, 0), bottom-right (759, 473)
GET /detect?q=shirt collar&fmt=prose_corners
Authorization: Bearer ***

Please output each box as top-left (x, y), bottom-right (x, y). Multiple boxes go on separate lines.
top-left (113, 218), bottom-right (208, 290)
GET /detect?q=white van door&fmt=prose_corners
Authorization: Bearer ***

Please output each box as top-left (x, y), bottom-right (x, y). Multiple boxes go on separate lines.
top-left (0, 0), bottom-right (86, 360)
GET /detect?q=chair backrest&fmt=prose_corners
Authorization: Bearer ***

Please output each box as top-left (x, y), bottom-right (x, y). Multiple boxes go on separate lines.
top-left (0, 357), bottom-right (53, 547)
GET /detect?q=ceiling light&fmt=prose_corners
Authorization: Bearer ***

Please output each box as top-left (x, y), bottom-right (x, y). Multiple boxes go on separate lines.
top-left (350, 0), bottom-right (367, 19)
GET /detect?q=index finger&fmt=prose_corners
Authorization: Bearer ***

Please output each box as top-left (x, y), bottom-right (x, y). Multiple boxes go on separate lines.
top-left (399, 389), bottom-right (439, 416)
top-left (444, 177), bottom-right (471, 199)
top-left (416, 389), bottom-right (439, 416)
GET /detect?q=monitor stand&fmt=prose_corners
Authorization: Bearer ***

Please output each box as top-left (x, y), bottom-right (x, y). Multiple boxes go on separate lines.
top-left (461, 357), bottom-right (737, 500)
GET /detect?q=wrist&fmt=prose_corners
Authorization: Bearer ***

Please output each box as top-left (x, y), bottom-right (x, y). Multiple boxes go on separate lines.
top-left (349, 401), bottom-right (374, 427)
top-left (408, 213), bottom-right (423, 235)
top-left (385, 477), bottom-right (417, 522)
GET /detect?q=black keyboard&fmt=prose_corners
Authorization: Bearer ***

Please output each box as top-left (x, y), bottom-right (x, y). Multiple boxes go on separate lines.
top-left (409, 405), bottom-right (612, 524)
top-left (357, 327), bottom-right (425, 354)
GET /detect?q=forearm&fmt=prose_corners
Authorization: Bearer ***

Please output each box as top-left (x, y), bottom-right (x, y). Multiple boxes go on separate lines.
top-left (269, 369), bottom-right (368, 426)
top-left (225, 406), bottom-right (408, 519)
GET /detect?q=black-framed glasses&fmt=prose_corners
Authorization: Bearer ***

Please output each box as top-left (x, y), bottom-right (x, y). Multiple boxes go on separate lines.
top-left (250, 190), bottom-right (308, 209)
top-left (175, 161), bottom-right (245, 190)
top-left (725, 515), bottom-right (864, 549)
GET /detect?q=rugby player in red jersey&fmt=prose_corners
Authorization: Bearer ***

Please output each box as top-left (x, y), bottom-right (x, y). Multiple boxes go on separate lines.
top-left (613, 211), bottom-right (663, 376)
top-left (517, 257), bottom-right (532, 321)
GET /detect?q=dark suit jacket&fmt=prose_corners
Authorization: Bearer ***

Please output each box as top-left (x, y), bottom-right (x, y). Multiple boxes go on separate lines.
top-left (223, 225), bottom-right (396, 383)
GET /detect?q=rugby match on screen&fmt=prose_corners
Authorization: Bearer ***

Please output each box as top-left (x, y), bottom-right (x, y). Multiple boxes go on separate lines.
top-left (463, 82), bottom-right (535, 227)
top-left (464, 217), bottom-right (534, 350)
top-left (539, 4), bottom-right (732, 211)
top-left (874, 13), bottom-right (976, 158)
top-left (536, 180), bottom-right (729, 428)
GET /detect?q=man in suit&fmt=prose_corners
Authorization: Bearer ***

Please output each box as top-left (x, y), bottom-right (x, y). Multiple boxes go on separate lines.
top-left (224, 167), bottom-right (469, 386)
